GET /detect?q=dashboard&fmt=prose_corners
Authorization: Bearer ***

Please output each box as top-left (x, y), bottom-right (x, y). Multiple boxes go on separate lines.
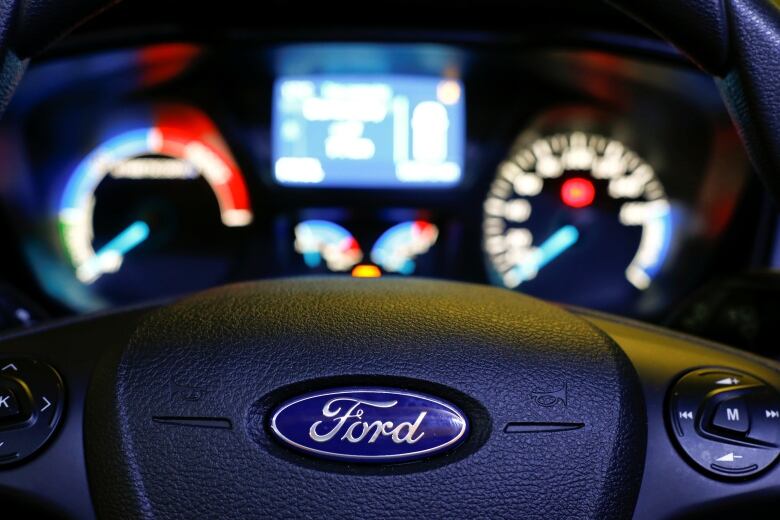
top-left (0, 39), bottom-right (767, 331)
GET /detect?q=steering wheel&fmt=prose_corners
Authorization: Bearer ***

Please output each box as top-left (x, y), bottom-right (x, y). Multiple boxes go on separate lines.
top-left (0, 1), bottom-right (779, 518)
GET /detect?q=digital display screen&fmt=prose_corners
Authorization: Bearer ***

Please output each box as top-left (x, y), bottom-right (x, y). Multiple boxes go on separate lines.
top-left (273, 75), bottom-right (465, 188)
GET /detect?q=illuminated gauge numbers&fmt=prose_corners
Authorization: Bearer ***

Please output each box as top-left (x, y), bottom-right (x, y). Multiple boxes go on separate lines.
top-left (483, 132), bottom-right (672, 308)
top-left (294, 219), bottom-right (438, 278)
top-left (59, 107), bottom-right (253, 305)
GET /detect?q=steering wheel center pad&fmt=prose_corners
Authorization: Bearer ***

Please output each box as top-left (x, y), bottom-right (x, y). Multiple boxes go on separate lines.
top-left (85, 279), bottom-right (645, 519)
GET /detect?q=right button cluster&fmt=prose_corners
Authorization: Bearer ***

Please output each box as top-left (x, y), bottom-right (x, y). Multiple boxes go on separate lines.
top-left (668, 368), bottom-right (780, 479)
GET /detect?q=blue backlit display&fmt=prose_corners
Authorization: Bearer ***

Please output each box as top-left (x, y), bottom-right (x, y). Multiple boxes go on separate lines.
top-left (273, 75), bottom-right (465, 188)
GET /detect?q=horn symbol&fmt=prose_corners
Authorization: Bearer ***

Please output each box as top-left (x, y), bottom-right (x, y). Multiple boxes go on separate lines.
top-left (530, 384), bottom-right (568, 408)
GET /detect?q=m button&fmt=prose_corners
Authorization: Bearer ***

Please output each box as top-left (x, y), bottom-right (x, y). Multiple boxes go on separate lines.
top-left (712, 398), bottom-right (749, 434)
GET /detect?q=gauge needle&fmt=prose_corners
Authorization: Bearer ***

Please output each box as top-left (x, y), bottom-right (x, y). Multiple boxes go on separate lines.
top-left (97, 221), bottom-right (150, 258)
top-left (515, 225), bottom-right (580, 283)
top-left (77, 221), bottom-right (150, 284)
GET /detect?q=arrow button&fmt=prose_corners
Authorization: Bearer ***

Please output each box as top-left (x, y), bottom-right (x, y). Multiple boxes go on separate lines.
top-left (747, 392), bottom-right (780, 446)
top-left (0, 359), bottom-right (65, 466)
top-left (0, 387), bottom-right (20, 420)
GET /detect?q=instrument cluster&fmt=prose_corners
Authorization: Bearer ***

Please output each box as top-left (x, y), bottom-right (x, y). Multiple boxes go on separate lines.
top-left (0, 42), bottom-right (754, 320)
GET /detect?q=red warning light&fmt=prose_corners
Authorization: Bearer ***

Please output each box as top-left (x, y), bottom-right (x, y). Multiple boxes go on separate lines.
top-left (561, 178), bottom-right (595, 208)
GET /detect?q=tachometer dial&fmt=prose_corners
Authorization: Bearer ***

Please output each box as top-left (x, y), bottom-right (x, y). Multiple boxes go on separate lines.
top-left (483, 131), bottom-right (672, 310)
top-left (58, 106), bottom-right (253, 305)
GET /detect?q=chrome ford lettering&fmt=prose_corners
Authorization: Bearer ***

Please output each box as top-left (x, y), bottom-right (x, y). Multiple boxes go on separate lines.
top-left (308, 397), bottom-right (426, 444)
top-left (270, 387), bottom-right (468, 462)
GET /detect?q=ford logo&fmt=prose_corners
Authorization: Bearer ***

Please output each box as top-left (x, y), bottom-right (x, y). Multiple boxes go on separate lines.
top-left (269, 387), bottom-right (469, 462)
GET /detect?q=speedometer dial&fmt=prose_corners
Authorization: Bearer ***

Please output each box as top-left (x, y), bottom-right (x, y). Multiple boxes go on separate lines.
top-left (483, 131), bottom-right (672, 310)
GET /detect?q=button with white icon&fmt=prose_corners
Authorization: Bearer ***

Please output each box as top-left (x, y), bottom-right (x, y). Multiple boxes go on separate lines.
top-left (668, 368), bottom-right (780, 479)
top-left (0, 358), bottom-right (64, 466)
top-left (711, 398), bottom-right (749, 433)
top-left (0, 387), bottom-right (20, 420)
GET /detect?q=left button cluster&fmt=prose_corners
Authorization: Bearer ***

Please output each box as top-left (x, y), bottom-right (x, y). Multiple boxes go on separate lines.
top-left (0, 359), bottom-right (64, 466)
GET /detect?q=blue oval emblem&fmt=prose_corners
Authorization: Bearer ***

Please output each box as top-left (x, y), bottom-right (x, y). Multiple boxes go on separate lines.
top-left (270, 387), bottom-right (469, 462)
